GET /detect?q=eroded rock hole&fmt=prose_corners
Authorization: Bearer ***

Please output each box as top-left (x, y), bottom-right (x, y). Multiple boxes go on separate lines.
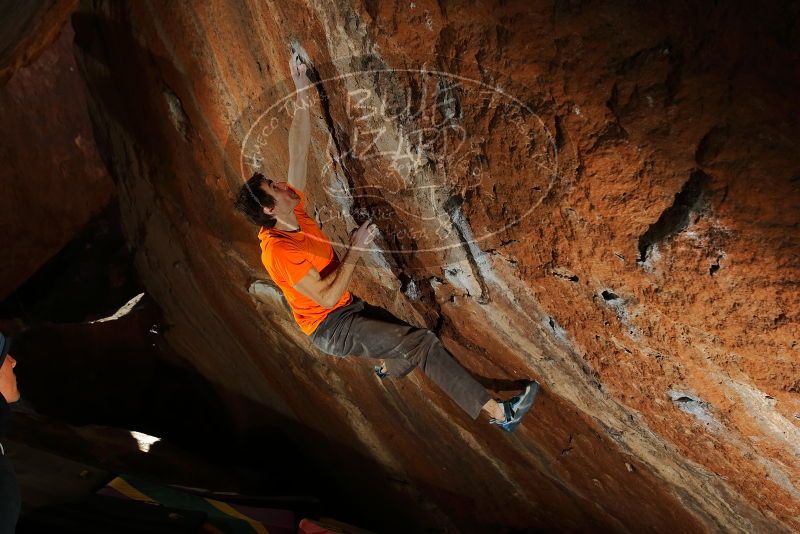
top-left (554, 271), bottom-right (579, 282)
top-left (601, 290), bottom-right (620, 301)
top-left (709, 255), bottom-right (723, 275)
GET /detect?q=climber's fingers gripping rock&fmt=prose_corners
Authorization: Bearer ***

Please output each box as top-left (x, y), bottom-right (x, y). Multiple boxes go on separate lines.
top-left (289, 53), bottom-right (310, 92)
top-left (350, 219), bottom-right (378, 249)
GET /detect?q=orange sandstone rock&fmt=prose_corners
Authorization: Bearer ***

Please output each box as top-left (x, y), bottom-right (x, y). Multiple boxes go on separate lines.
top-left (61, 0), bottom-right (800, 531)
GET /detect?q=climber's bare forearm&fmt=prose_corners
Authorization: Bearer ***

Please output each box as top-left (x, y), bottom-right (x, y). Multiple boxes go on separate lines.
top-left (294, 246), bottom-right (363, 308)
top-left (287, 92), bottom-right (311, 191)
top-left (318, 247), bottom-right (361, 307)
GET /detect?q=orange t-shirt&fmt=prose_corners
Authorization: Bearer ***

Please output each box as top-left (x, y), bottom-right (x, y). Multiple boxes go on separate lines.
top-left (259, 186), bottom-right (352, 335)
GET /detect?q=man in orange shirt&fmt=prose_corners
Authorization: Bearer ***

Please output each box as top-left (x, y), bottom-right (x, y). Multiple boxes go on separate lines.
top-left (234, 55), bottom-right (538, 432)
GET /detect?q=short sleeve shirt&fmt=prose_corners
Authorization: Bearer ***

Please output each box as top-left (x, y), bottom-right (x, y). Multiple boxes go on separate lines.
top-left (258, 186), bottom-right (351, 335)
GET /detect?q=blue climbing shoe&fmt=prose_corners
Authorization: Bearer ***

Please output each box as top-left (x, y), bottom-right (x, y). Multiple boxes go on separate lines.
top-left (490, 381), bottom-right (540, 433)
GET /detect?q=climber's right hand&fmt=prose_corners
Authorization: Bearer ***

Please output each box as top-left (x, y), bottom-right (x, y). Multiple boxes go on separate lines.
top-left (350, 219), bottom-right (378, 250)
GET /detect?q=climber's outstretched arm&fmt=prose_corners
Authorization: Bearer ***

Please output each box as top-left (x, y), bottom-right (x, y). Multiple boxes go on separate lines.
top-left (287, 55), bottom-right (311, 192)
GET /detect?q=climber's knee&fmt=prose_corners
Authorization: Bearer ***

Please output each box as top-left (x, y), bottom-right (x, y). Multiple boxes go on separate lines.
top-left (383, 358), bottom-right (417, 378)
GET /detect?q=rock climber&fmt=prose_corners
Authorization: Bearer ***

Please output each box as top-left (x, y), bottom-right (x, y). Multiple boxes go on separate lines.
top-left (0, 332), bottom-right (21, 532)
top-left (234, 53), bottom-right (539, 432)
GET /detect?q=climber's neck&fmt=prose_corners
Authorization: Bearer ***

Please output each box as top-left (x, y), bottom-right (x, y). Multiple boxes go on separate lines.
top-left (273, 212), bottom-right (300, 232)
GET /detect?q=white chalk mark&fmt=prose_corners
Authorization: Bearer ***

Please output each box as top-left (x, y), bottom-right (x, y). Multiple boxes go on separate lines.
top-left (90, 293), bottom-right (145, 324)
top-left (130, 430), bottom-right (161, 453)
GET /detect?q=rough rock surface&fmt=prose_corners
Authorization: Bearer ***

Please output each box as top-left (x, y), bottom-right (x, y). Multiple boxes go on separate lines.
top-left (0, 14), bottom-right (114, 301)
top-left (62, 1), bottom-right (799, 531)
top-left (0, 0), bottom-right (76, 84)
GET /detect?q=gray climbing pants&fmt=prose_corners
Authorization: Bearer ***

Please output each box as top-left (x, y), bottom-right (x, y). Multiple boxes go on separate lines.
top-left (310, 297), bottom-right (490, 419)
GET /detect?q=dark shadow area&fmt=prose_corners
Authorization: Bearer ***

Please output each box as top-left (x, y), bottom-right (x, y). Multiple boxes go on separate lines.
top-left (0, 1), bottom-right (74, 83)
top-left (3, 278), bottom-right (458, 533)
top-left (11, 298), bottom-right (234, 455)
top-left (637, 170), bottom-right (711, 263)
top-left (0, 202), bottom-right (138, 326)
top-left (19, 494), bottom-right (207, 534)
top-left (8, 305), bottom-right (455, 532)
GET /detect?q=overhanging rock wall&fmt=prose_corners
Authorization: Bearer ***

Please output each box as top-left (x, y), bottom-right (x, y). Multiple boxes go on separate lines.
top-left (71, 1), bottom-right (799, 531)
top-left (0, 0), bottom-right (76, 84)
top-left (0, 1), bottom-right (113, 301)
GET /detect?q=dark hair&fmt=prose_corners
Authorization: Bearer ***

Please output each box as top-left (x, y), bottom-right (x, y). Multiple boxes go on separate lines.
top-left (233, 172), bottom-right (277, 228)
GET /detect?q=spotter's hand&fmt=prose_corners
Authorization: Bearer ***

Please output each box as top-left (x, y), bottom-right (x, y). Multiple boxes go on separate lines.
top-left (350, 219), bottom-right (378, 249)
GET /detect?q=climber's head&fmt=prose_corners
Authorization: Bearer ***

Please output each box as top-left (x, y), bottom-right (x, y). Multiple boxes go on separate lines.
top-left (234, 172), bottom-right (300, 228)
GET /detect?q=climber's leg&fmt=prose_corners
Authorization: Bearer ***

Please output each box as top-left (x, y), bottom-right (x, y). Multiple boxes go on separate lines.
top-left (311, 297), bottom-right (491, 419)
